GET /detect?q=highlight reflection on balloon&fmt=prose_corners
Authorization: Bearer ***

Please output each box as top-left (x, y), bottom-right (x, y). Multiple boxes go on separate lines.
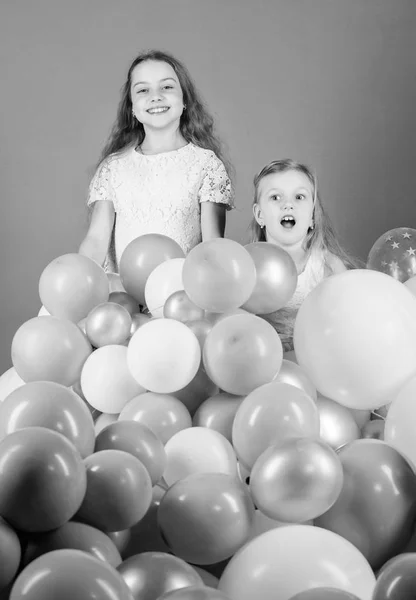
top-left (372, 553), bottom-right (416, 600)
top-left (316, 394), bottom-right (360, 451)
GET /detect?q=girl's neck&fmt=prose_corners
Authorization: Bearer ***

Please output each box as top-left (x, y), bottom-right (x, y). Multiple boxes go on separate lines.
top-left (139, 127), bottom-right (187, 155)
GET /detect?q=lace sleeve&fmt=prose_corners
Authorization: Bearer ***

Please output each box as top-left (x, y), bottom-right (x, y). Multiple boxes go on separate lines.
top-left (87, 157), bottom-right (115, 207)
top-left (198, 153), bottom-right (234, 210)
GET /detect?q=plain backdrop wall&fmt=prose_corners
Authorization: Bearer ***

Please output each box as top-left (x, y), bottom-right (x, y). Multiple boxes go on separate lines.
top-left (0, 0), bottom-right (415, 374)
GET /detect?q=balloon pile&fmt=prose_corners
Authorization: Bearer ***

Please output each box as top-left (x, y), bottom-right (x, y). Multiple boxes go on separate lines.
top-left (1, 229), bottom-right (416, 599)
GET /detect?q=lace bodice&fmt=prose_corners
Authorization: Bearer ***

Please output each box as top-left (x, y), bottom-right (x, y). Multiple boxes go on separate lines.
top-left (263, 248), bottom-right (326, 351)
top-left (87, 143), bottom-right (234, 270)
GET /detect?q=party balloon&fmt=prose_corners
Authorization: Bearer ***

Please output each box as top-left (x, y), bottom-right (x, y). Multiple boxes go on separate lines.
top-left (218, 525), bottom-right (376, 600)
top-left (0, 517), bottom-right (20, 591)
top-left (316, 394), bottom-right (361, 451)
top-left (0, 367), bottom-right (24, 403)
top-left (242, 242), bottom-right (298, 314)
top-left (163, 427), bottom-right (238, 487)
top-left (182, 238), bottom-right (256, 312)
top-left (127, 319), bottom-right (201, 393)
top-left (115, 485), bottom-right (170, 558)
top-left (145, 258), bottom-right (185, 318)
top-left (81, 345), bottom-right (145, 413)
top-left (250, 438), bottom-right (343, 522)
top-left (203, 314), bottom-right (283, 395)
top-left (185, 319), bottom-right (213, 348)
top-left (192, 569), bottom-right (220, 589)
top-left (193, 392), bottom-right (244, 442)
top-left (404, 274), bottom-right (416, 296)
top-left (76, 449), bottom-right (152, 532)
top-left (94, 412), bottom-right (118, 435)
top-left (107, 272), bottom-right (126, 293)
top-left (205, 308), bottom-right (250, 325)
top-left (39, 253), bottom-right (109, 323)
top-left (315, 439), bottom-right (416, 570)
top-left (23, 521), bottom-right (122, 568)
top-left (95, 420), bottom-right (166, 485)
top-left (86, 302), bottom-right (132, 347)
top-left (385, 375), bottom-right (416, 468)
top-left (10, 549), bottom-right (134, 600)
top-left (117, 551), bottom-right (203, 599)
top-left (366, 227), bottom-right (416, 283)
top-left (373, 553), bottom-right (416, 600)
top-left (119, 392), bottom-right (192, 444)
top-left (164, 289), bottom-right (205, 322)
top-left (158, 473), bottom-right (255, 564)
top-left (232, 381), bottom-right (320, 469)
top-left (130, 312), bottom-right (151, 336)
top-left (0, 381), bottom-right (95, 458)
top-left (157, 587), bottom-right (231, 600)
top-left (0, 427), bottom-right (86, 532)
top-left (12, 316), bottom-right (92, 386)
top-left (361, 419), bottom-right (385, 440)
top-left (119, 234), bottom-right (185, 305)
top-left (294, 269), bottom-right (416, 410)
top-left (108, 291), bottom-right (141, 315)
top-left (274, 359), bottom-right (317, 401)
top-left (289, 589), bottom-right (361, 599)
top-left (173, 364), bottom-right (218, 415)
top-left (248, 509), bottom-right (312, 542)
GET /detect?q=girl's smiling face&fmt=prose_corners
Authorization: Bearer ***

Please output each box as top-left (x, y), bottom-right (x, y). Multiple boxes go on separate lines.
top-left (130, 60), bottom-right (184, 130)
top-left (254, 169), bottom-right (315, 248)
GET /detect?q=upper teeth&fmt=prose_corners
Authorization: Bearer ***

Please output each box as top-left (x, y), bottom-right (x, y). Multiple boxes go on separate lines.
top-left (148, 107), bottom-right (169, 114)
top-left (282, 216), bottom-right (294, 221)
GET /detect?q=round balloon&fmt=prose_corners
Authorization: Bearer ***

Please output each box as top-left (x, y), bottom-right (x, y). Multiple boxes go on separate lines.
top-left (294, 269), bottom-right (416, 410)
top-left (366, 227), bottom-right (416, 283)
top-left (12, 316), bottom-right (92, 386)
top-left (242, 242), bottom-right (297, 314)
top-left (94, 412), bottom-right (118, 436)
top-left (182, 238), bottom-right (256, 312)
top-left (127, 319), bottom-right (201, 393)
top-left (0, 367), bottom-right (24, 404)
top-left (373, 553), bottom-right (416, 600)
top-left (145, 258), bottom-right (185, 318)
top-left (94, 420), bottom-right (166, 485)
top-left (289, 589), bottom-right (361, 599)
top-left (119, 234), bottom-right (185, 305)
top-left (385, 375), bottom-right (416, 468)
top-left (119, 392), bottom-right (192, 444)
top-left (81, 345), bottom-right (145, 413)
top-left (10, 549), bottom-right (133, 600)
top-left (250, 438), bottom-right (343, 522)
top-left (173, 364), bottom-right (218, 415)
top-left (316, 394), bottom-right (361, 451)
top-left (0, 517), bottom-right (21, 591)
top-left (39, 253), bottom-right (109, 323)
top-left (203, 314), bottom-right (283, 395)
top-left (117, 551), bottom-right (203, 599)
top-left (0, 427), bottom-right (86, 532)
top-left (164, 290), bottom-right (205, 322)
top-left (157, 587), bottom-right (232, 599)
top-left (86, 302), bottom-right (132, 347)
top-left (404, 274), bottom-right (416, 296)
top-left (108, 291), bottom-right (141, 315)
top-left (185, 319), bottom-right (213, 348)
top-left (193, 392), bottom-right (244, 442)
top-left (130, 312), bottom-right (151, 337)
top-left (163, 427), bottom-right (238, 486)
top-left (0, 380), bottom-right (95, 457)
top-left (76, 449), bottom-right (152, 532)
top-left (274, 359), bottom-right (317, 401)
top-left (232, 381), bottom-right (320, 470)
top-left (218, 525), bottom-right (376, 600)
top-left (158, 473), bottom-right (255, 565)
top-left (315, 439), bottom-right (416, 570)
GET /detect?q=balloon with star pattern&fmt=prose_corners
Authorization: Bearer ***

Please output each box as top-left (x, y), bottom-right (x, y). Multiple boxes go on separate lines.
top-left (367, 227), bottom-right (416, 283)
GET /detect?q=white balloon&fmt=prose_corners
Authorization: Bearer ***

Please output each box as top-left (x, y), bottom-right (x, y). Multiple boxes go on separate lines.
top-left (145, 258), bottom-right (185, 318)
top-left (127, 318), bottom-right (201, 393)
top-left (405, 274), bottom-right (416, 297)
top-left (0, 367), bottom-right (25, 403)
top-left (164, 426), bottom-right (238, 487)
top-left (248, 509), bottom-right (313, 542)
top-left (94, 412), bottom-right (119, 436)
top-left (81, 345), bottom-right (145, 413)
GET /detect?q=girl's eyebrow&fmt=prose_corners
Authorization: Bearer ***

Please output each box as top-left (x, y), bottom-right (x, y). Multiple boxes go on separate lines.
top-left (132, 77), bottom-right (176, 88)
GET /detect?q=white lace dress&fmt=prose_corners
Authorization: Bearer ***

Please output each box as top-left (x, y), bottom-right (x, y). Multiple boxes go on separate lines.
top-left (263, 248), bottom-right (326, 351)
top-left (87, 143), bottom-right (234, 270)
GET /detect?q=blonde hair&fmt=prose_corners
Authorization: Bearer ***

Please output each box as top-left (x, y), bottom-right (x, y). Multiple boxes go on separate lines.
top-left (250, 159), bottom-right (358, 270)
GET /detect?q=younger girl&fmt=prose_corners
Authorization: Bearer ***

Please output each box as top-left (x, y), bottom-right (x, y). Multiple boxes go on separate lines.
top-left (79, 50), bottom-right (234, 270)
top-left (250, 158), bottom-right (357, 351)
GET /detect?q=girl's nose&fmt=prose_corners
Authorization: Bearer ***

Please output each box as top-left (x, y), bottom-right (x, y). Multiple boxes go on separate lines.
top-left (283, 200), bottom-right (294, 210)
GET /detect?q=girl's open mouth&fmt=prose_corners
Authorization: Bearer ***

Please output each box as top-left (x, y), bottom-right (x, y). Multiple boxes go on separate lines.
top-left (280, 215), bottom-right (296, 229)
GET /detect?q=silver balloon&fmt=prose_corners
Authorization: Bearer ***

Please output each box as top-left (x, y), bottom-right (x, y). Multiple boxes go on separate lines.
top-left (274, 360), bottom-right (317, 401)
top-left (86, 302), bottom-right (132, 347)
top-left (316, 395), bottom-right (361, 451)
top-left (164, 290), bottom-right (205, 322)
top-left (130, 312), bottom-right (151, 337)
top-left (250, 437), bottom-right (344, 522)
top-left (185, 319), bottom-right (212, 349)
top-left (109, 291), bottom-right (141, 315)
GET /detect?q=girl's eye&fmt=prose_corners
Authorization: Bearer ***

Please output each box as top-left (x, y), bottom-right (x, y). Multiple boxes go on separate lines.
top-left (136, 89), bottom-right (147, 94)
top-left (296, 194), bottom-right (305, 200)
top-left (271, 194), bottom-right (281, 201)
top-left (163, 85), bottom-right (173, 90)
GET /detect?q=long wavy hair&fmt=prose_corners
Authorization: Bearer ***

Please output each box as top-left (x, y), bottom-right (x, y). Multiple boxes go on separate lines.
top-left (250, 159), bottom-right (358, 269)
top-left (98, 49), bottom-right (231, 175)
